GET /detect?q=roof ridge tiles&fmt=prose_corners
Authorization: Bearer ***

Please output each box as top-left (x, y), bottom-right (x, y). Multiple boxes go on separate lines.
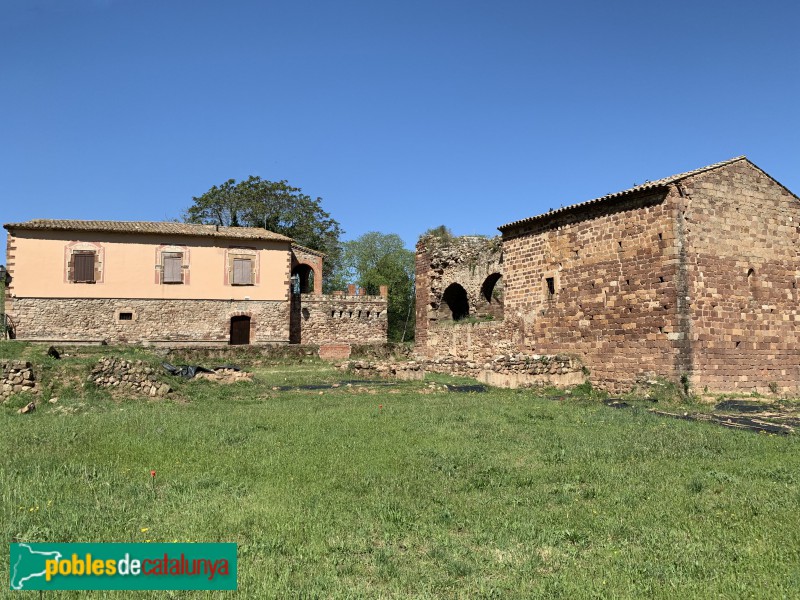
top-left (3, 219), bottom-right (293, 242)
top-left (499, 156), bottom-right (748, 231)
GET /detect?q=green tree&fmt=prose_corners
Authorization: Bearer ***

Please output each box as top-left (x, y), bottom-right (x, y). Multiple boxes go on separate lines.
top-left (185, 177), bottom-right (343, 286)
top-left (340, 232), bottom-right (415, 342)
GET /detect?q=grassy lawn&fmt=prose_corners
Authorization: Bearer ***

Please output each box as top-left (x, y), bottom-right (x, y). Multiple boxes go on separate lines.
top-left (2, 342), bottom-right (799, 598)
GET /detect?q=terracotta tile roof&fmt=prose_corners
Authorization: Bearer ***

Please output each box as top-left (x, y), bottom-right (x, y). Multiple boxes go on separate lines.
top-left (291, 243), bottom-right (326, 257)
top-left (499, 156), bottom-right (748, 231)
top-left (3, 219), bottom-right (293, 242)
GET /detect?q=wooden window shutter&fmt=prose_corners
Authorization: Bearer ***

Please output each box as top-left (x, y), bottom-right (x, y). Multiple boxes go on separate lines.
top-left (233, 258), bottom-right (252, 285)
top-left (163, 252), bottom-right (183, 283)
top-left (73, 252), bottom-right (95, 283)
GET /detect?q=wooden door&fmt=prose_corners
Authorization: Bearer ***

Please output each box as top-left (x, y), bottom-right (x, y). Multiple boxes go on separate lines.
top-left (230, 316), bottom-right (251, 345)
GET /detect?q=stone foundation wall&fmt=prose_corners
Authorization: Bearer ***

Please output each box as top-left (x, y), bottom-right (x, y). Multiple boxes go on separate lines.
top-left (345, 354), bottom-right (584, 389)
top-left (292, 293), bottom-right (387, 345)
top-left (418, 318), bottom-right (522, 361)
top-left (9, 298), bottom-right (290, 345)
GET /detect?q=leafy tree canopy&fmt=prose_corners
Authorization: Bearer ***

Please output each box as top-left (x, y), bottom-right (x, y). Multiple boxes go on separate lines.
top-left (184, 176), bottom-right (343, 284)
top-left (339, 232), bottom-right (415, 342)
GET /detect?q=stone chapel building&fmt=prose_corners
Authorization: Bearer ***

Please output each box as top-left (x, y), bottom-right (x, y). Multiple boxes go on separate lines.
top-left (416, 156), bottom-right (800, 393)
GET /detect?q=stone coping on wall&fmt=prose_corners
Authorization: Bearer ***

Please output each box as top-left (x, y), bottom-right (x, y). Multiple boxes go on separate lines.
top-left (297, 293), bottom-right (386, 302)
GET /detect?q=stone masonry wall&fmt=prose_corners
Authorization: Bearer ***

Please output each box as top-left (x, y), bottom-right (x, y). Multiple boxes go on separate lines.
top-left (501, 190), bottom-right (683, 392)
top-left (10, 298), bottom-right (290, 345)
top-left (292, 293), bottom-right (387, 345)
top-left (681, 161), bottom-right (800, 393)
top-left (415, 235), bottom-right (503, 352)
top-left (420, 318), bottom-right (521, 361)
top-left (345, 354), bottom-right (585, 388)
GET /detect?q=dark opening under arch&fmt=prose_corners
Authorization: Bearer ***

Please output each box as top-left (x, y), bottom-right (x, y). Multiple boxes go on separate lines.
top-left (291, 264), bottom-right (315, 294)
top-left (441, 283), bottom-right (469, 321)
top-left (480, 273), bottom-right (503, 303)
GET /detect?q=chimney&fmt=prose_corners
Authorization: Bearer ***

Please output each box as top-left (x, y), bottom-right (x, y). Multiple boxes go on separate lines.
top-left (379, 285), bottom-right (388, 298)
top-left (347, 284), bottom-right (356, 296)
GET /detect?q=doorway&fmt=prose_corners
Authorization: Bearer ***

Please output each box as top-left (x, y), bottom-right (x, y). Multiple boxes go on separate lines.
top-left (230, 316), bottom-right (251, 345)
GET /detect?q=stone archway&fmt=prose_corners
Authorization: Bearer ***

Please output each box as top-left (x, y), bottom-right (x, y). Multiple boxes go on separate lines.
top-left (441, 283), bottom-right (469, 321)
top-left (478, 273), bottom-right (504, 319)
top-left (291, 264), bottom-right (316, 294)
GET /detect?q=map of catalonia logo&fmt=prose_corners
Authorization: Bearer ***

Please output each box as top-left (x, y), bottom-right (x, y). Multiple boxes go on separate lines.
top-left (10, 543), bottom-right (237, 591)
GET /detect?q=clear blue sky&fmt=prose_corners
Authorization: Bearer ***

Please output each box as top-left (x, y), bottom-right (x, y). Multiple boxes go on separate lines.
top-left (2, 0), bottom-right (798, 256)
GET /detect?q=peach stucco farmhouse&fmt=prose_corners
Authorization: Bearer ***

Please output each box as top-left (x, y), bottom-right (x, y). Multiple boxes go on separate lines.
top-left (3, 220), bottom-right (387, 346)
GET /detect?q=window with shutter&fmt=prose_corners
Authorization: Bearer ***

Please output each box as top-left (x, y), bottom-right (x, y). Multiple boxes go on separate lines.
top-left (232, 258), bottom-right (253, 285)
top-left (162, 252), bottom-right (183, 284)
top-left (72, 252), bottom-right (96, 283)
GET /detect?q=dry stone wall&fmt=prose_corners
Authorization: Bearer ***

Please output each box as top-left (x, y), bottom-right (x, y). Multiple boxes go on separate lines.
top-left (10, 298), bottom-right (290, 345)
top-left (89, 357), bottom-right (172, 397)
top-left (1, 360), bottom-right (38, 400)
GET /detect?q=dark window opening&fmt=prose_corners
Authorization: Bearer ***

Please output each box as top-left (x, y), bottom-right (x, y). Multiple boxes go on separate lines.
top-left (546, 277), bottom-right (555, 296)
top-left (658, 232), bottom-right (663, 241)
top-left (618, 241), bottom-right (623, 249)
top-left (441, 283), bottom-right (469, 321)
top-left (659, 276), bottom-right (665, 283)
top-left (118, 312), bottom-right (133, 321)
top-left (72, 251), bottom-right (96, 283)
top-left (735, 341), bottom-right (741, 348)
top-left (658, 326), bottom-right (664, 334)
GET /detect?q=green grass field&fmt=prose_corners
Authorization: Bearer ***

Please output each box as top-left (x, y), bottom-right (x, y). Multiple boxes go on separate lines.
top-left (2, 342), bottom-right (799, 598)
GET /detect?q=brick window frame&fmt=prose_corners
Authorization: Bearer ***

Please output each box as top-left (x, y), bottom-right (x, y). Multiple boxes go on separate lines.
top-left (65, 242), bottom-right (104, 284)
top-left (225, 247), bottom-right (259, 286)
top-left (155, 245), bottom-right (190, 285)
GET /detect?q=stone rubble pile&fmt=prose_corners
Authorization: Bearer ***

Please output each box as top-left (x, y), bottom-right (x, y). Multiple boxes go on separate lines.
top-left (1, 360), bottom-right (39, 401)
top-left (340, 360), bottom-right (425, 380)
top-left (194, 368), bottom-right (253, 384)
top-left (89, 358), bottom-right (172, 397)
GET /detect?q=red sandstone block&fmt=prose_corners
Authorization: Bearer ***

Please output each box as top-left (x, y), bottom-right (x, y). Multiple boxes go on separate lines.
top-left (319, 344), bottom-right (351, 361)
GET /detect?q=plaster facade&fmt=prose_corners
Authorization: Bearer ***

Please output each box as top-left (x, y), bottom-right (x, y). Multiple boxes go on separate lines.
top-left (4, 220), bottom-right (387, 347)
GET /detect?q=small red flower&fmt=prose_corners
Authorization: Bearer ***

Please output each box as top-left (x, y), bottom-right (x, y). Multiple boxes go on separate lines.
top-left (150, 470), bottom-right (156, 478)
top-left (379, 405), bottom-right (383, 410)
